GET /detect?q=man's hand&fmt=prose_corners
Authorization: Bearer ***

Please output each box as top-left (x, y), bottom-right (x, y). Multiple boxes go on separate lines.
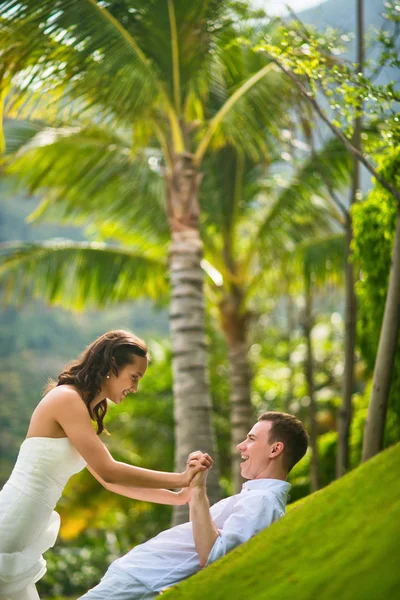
top-left (190, 468), bottom-right (208, 488)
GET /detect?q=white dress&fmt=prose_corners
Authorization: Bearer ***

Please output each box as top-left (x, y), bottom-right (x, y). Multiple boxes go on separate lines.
top-left (0, 437), bottom-right (86, 596)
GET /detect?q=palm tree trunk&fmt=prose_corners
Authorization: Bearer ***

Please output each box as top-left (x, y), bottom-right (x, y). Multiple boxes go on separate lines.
top-left (219, 293), bottom-right (253, 493)
top-left (362, 203), bottom-right (400, 462)
top-left (336, 0), bottom-right (363, 479)
top-left (167, 154), bottom-right (221, 524)
top-left (304, 281), bottom-right (321, 491)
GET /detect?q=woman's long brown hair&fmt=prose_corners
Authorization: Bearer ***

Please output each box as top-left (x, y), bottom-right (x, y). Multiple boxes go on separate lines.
top-left (45, 330), bottom-right (150, 434)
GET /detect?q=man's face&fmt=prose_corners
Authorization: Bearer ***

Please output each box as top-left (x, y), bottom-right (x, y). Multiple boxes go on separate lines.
top-left (237, 420), bottom-right (276, 480)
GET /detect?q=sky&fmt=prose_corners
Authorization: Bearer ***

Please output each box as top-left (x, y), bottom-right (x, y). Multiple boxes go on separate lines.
top-left (252, 0), bottom-right (326, 15)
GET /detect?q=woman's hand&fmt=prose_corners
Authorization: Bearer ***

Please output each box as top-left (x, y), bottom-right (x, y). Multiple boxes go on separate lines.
top-left (176, 487), bottom-right (192, 505)
top-left (180, 451), bottom-right (213, 486)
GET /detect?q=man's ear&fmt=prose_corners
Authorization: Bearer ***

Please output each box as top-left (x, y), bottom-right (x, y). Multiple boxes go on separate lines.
top-left (270, 442), bottom-right (284, 458)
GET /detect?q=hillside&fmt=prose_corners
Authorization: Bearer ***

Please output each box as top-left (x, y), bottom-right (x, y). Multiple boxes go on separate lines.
top-left (298, 0), bottom-right (385, 32)
top-left (164, 442), bottom-right (400, 600)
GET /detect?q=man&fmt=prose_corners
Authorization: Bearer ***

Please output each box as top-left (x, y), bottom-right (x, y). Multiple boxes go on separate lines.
top-left (80, 412), bottom-right (309, 600)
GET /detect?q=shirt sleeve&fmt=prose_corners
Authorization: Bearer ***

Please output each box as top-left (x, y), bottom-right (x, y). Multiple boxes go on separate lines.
top-left (205, 492), bottom-right (283, 567)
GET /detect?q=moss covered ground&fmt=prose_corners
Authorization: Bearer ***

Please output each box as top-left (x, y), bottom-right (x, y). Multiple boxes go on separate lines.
top-left (164, 442), bottom-right (400, 600)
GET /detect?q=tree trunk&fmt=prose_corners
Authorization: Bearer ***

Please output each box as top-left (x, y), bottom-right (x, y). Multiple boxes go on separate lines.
top-left (219, 292), bottom-right (253, 493)
top-left (304, 281), bottom-right (321, 491)
top-left (336, 216), bottom-right (358, 477)
top-left (166, 154), bottom-right (221, 524)
top-left (285, 291), bottom-right (296, 413)
top-left (362, 203), bottom-right (400, 462)
top-left (336, 0), bottom-right (363, 479)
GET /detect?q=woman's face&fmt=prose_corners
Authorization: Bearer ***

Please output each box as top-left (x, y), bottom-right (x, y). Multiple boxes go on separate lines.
top-left (105, 355), bottom-right (148, 404)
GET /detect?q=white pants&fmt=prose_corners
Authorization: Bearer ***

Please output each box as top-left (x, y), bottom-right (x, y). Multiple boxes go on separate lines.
top-left (0, 583), bottom-right (40, 600)
top-left (78, 567), bottom-right (158, 600)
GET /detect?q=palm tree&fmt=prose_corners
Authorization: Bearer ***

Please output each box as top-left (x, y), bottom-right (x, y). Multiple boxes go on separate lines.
top-left (0, 0), bottom-right (298, 517)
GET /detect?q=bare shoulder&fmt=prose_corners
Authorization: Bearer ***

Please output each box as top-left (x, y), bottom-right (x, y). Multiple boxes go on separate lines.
top-left (37, 385), bottom-right (89, 423)
top-left (28, 385), bottom-right (90, 438)
top-left (43, 385), bottom-right (86, 408)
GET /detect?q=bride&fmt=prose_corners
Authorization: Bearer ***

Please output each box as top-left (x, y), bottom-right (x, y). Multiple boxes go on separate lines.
top-left (0, 330), bottom-right (211, 600)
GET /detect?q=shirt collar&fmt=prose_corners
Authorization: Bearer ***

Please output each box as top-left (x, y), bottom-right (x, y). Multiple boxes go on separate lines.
top-left (241, 478), bottom-right (291, 495)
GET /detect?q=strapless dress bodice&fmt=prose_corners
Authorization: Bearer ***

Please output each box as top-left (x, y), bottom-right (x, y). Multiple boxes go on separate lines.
top-left (6, 437), bottom-right (86, 507)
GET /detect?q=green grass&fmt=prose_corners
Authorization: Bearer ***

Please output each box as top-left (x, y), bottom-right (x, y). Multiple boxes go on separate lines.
top-left (163, 443), bottom-right (400, 600)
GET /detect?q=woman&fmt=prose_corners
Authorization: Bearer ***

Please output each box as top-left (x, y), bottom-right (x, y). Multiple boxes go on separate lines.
top-left (0, 330), bottom-right (211, 600)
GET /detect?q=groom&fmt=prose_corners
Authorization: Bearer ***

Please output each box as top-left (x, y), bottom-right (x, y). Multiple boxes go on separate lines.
top-left (80, 412), bottom-right (309, 600)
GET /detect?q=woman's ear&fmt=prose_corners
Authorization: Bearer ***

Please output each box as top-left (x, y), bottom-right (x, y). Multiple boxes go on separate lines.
top-left (110, 356), bottom-right (118, 376)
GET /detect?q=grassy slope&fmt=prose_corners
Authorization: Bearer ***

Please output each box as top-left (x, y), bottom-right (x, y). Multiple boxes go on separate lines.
top-left (164, 443), bottom-right (400, 600)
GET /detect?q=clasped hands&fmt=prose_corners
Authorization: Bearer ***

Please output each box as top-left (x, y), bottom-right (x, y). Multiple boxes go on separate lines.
top-left (178, 450), bottom-right (213, 504)
top-left (186, 450), bottom-right (213, 486)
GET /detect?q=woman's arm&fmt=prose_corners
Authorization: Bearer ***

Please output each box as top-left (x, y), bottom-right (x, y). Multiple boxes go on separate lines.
top-left (52, 388), bottom-right (210, 489)
top-left (88, 465), bottom-right (191, 505)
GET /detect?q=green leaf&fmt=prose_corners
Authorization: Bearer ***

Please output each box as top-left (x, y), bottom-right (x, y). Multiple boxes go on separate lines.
top-left (0, 240), bottom-right (168, 310)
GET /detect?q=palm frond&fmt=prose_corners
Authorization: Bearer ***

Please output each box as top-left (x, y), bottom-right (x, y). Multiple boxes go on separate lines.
top-left (3, 117), bottom-right (47, 154)
top-left (248, 135), bottom-right (352, 261)
top-left (196, 33), bottom-right (295, 163)
top-left (0, 239), bottom-right (168, 309)
top-left (245, 233), bottom-right (346, 301)
top-left (4, 120), bottom-right (169, 236)
top-left (0, 0), bottom-right (244, 128)
top-left (0, 0), bottom-right (165, 123)
top-left (299, 234), bottom-right (346, 287)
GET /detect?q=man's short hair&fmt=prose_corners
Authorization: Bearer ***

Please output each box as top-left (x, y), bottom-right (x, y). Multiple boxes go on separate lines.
top-left (258, 411), bottom-right (309, 472)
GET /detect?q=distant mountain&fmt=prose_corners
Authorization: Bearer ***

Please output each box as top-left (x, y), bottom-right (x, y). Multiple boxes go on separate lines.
top-left (298, 0), bottom-right (386, 32)
top-left (297, 0), bottom-right (394, 81)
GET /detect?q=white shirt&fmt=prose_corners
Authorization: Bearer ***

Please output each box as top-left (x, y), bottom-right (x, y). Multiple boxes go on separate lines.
top-left (112, 478), bottom-right (291, 592)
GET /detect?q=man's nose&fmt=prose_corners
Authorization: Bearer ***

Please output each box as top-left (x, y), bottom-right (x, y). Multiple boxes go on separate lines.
top-left (236, 440), bottom-right (246, 451)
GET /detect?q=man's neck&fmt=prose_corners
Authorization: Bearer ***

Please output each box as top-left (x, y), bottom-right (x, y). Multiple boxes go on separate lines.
top-left (253, 464), bottom-right (287, 481)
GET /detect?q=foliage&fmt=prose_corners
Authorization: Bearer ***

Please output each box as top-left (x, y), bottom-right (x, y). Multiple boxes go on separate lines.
top-left (38, 540), bottom-right (116, 598)
top-left (162, 441), bottom-right (400, 600)
top-left (351, 146), bottom-right (400, 421)
top-left (349, 378), bottom-right (400, 469)
top-left (255, 3), bottom-right (400, 152)
top-left (199, 135), bottom-right (349, 311)
top-left (0, 0), bottom-right (293, 167)
top-left (249, 299), bottom-right (351, 497)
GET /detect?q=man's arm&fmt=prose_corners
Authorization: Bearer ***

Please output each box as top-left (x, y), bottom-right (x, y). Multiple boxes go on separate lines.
top-left (189, 470), bottom-right (219, 568)
top-left (205, 493), bottom-right (282, 567)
